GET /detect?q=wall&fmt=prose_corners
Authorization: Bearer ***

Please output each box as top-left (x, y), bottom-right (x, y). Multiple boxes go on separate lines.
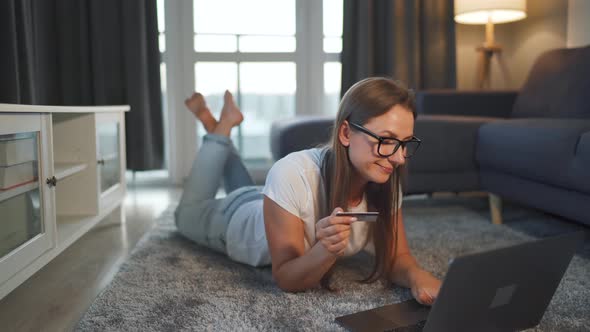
top-left (567, 0), bottom-right (590, 47)
top-left (455, 0), bottom-right (568, 90)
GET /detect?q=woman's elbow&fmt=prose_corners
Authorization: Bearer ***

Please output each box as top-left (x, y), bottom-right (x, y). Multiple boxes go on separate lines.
top-left (272, 271), bottom-right (308, 293)
top-left (277, 282), bottom-right (308, 293)
top-left (273, 272), bottom-right (297, 293)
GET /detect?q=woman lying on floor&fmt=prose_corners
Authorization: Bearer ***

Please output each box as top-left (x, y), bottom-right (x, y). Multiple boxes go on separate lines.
top-left (175, 77), bottom-right (441, 305)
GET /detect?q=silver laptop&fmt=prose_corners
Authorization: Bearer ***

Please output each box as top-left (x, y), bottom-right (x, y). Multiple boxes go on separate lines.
top-left (335, 231), bottom-right (585, 332)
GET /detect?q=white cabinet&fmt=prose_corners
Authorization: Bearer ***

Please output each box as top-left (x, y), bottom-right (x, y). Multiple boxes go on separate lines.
top-left (0, 104), bottom-right (129, 300)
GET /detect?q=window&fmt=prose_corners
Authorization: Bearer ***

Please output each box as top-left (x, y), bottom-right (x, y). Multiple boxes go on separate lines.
top-left (193, 0), bottom-right (298, 160)
top-left (161, 0), bottom-right (343, 180)
top-left (193, 0), bottom-right (296, 53)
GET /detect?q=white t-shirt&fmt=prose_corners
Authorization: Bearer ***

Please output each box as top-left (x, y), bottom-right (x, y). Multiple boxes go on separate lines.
top-left (225, 148), bottom-right (402, 267)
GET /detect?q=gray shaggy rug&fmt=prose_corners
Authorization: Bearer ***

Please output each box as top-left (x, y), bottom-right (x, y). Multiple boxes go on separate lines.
top-left (76, 197), bottom-right (590, 331)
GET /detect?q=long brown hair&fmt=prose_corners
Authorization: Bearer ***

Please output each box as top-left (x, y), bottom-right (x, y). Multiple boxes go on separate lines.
top-left (320, 77), bottom-right (416, 289)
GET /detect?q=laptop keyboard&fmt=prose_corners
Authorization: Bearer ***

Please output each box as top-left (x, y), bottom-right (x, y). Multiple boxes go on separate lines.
top-left (386, 320), bottom-right (426, 332)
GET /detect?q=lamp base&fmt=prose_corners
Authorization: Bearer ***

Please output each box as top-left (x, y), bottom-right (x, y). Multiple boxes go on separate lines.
top-left (476, 44), bottom-right (502, 89)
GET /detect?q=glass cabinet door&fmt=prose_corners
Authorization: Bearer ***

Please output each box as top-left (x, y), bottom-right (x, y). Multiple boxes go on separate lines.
top-left (97, 121), bottom-right (121, 195)
top-left (0, 133), bottom-right (42, 258)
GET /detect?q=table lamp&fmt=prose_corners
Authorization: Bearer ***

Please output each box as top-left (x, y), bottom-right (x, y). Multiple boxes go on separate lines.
top-left (454, 0), bottom-right (527, 88)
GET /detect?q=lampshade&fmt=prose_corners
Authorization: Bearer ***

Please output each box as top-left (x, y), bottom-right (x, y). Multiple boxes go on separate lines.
top-left (455, 0), bottom-right (527, 25)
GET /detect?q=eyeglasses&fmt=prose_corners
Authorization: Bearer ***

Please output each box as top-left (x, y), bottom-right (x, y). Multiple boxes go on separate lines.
top-left (348, 122), bottom-right (421, 158)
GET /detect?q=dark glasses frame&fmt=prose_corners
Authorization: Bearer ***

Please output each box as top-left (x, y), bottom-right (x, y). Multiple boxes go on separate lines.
top-left (348, 121), bottom-right (422, 158)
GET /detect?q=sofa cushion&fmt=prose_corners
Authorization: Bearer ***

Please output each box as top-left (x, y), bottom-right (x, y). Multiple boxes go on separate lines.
top-left (477, 119), bottom-right (590, 194)
top-left (512, 46), bottom-right (590, 119)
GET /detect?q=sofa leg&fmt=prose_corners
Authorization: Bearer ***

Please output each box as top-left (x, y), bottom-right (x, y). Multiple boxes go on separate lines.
top-left (489, 194), bottom-right (503, 225)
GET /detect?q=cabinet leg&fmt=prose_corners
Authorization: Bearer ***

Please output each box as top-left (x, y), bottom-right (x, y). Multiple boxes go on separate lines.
top-left (489, 193), bottom-right (503, 225)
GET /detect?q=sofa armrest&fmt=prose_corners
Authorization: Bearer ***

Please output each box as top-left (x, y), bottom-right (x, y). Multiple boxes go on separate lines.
top-left (416, 89), bottom-right (518, 118)
top-left (270, 116), bottom-right (334, 160)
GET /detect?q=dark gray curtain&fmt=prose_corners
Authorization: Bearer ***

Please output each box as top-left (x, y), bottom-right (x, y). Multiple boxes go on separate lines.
top-left (0, 0), bottom-right (164, 171)
top-left (341, 0), bottom-right (456, 93)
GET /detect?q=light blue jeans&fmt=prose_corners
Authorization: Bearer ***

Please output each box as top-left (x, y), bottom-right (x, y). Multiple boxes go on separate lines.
top-left (174, 134), bottom-right (262, 253)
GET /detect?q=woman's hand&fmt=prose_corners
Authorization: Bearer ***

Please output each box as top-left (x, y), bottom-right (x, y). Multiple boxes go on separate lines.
top-left (315, 208), bottom-right (356, 257)
top-left (410, 269), bottom-right (442, 306)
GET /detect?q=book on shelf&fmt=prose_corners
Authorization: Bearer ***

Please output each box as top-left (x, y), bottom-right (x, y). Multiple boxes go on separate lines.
top-left (0, 136), bottom-right (36, 167)
top-left (0, 162), bottom-right (37, 191)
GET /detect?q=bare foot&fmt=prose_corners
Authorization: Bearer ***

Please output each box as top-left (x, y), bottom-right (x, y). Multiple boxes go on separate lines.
top-left (220, 90), bottom-right (243, 127)
top-left (212, 90), bottom-right (244, 137)
top-left (185, 92), bottom-right (218, 133)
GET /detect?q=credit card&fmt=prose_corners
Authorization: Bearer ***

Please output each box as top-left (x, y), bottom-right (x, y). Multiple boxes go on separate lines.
top-left (336, 212), bottom-right (379, 222)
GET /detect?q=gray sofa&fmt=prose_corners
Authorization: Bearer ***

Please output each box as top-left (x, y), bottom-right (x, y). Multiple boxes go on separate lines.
top-left (270, 46), bottom-right (590, 226)
top-left (476, 46), bottom-right (590, 225)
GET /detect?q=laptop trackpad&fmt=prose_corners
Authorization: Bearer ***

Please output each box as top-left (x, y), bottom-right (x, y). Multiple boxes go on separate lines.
top-left (335, 300), bottom-right (430, 332)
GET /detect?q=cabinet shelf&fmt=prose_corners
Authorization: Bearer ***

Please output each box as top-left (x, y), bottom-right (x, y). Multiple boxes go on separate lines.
top-left (0, 182), bottom-right (39, 203)
top-left (54, 162), bottom-right (87, 182)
